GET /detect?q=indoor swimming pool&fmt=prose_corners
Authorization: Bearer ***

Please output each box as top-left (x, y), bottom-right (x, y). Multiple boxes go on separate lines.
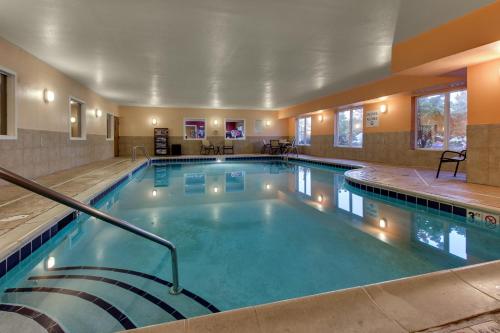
top-left (1, 160), bottom-right (499, 333)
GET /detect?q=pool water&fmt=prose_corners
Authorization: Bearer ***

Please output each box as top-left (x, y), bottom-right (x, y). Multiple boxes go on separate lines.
top-left (1, 161), bottom-right (500, 332)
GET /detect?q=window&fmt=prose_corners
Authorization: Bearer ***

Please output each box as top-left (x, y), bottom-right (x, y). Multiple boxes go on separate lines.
top-left (296, 166), bottom-right (311, 197)
top-left (225, 119), bottom-right (245, 139)
top-left (335, 107), bottom-right (363, 147)
top-left (106, 113), bottom-right (114, 140)
top-left (184, 118), bottom-right (206, 140)
top-left (415, 90), bottom-right (467, 150)
top-left (69, 98), bottom-right (86, 140)
top-left (0, 69), bottom-right (16, 138)
top-left (296, 116), bottom-right (311, 145)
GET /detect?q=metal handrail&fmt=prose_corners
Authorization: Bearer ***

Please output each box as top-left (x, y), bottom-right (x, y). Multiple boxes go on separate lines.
top-left (132, 145), bottom-right (151, 162)
top-left (0, 166), bottom-right (182, 295)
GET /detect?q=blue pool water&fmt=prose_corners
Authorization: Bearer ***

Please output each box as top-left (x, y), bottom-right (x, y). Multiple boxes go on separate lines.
top-left (1, 160), bottom-right (500, 332)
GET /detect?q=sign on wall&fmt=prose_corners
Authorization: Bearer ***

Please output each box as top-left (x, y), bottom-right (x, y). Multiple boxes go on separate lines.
top-left (366, 110), bottom-right (379, 127)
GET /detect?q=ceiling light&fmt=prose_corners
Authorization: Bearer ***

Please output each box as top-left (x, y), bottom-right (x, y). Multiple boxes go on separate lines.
top-left (43, 89), bottom-right (55, 103)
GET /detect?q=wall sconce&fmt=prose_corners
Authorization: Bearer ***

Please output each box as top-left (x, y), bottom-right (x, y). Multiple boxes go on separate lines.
top-left (94, 109), bottom-right (102, 118)
top-left (265, 184), bottom-right (271, 190)
top-left (213, 186), bottom-right (219, 193)
top-left (379, 218), bottom-right (387, 229)
top-left (380, 104), bottom-right (387, 113)
top-left (213, 119), bottom-right (219, 127)
top-left (265, 120), bottom-right (272, 127)
top-left (317, 194), bottom-right (324, 203)
top-left (152, 118), bottom-right (158, 126)
top-left (43, 89), bottom-right (55, 103)
top-left (152, 189), bottom-right (158, 197)
top-left (318, 114), bottom-right (324, 122)
top-left (70, 116), bottom-right (76, 124)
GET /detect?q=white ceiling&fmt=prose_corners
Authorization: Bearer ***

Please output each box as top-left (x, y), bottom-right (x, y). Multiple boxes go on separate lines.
top-left (0, 0), bottom-right (494, 109)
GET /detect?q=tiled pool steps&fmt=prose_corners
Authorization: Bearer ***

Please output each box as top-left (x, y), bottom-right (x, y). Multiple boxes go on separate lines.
top-left (0, 266), bottom-right (219, 332)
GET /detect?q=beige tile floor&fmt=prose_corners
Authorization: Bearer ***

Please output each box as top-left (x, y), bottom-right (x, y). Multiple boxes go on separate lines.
top-left (1, 154), bottom-right (500, 333)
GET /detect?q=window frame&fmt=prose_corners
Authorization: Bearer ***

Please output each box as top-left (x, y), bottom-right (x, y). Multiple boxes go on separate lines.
top-left (335, 106), bottom-right (363, 148)
top-left (0, 66), bottom-right (17, 140)
top-left (224, 118), bottom-right (246, 140)
top-left (106, 113), bottom-right (114, 141)
top-left (414, 89), bottom-right (467, 151)
top-left (183, 118), bottom-right (207, 140)
top-left (68, 96), bottom-right (87, 141)
top-left (295, 116), bottom-right (312, 146)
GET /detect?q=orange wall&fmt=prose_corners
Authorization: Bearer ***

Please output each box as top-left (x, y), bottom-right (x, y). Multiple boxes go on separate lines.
top-left (279, 75), bottom-right (458, 120)
top-left (392, 1), bottom-right (500, 73)
top-left (287, 94), bottom-right (414, 138)
top-left (467, 58), bottom-right (500, 125)
top-left (119, 106), bottom-right (288, 137)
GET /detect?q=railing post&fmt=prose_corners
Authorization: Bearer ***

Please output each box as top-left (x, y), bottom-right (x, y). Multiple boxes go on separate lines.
top-left (169, 247), bottom-right (182, 295)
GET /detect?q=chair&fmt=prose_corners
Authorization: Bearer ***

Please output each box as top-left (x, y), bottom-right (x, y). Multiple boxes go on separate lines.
top-left (284, 138), bottom-right (298, 157)
top-left (223, 140), bottom-right (234, 155)
top-left (436, 150), bottom-right (466, 178)
top-left (200, 139), bottom-right (215, 155)
top-left (269, 139), bottom-right (281, 155)
top-left (261, 139), bottom-right (270, 154)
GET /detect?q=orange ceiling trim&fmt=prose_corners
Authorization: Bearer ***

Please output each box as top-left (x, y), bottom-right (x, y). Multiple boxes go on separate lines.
top-left (392, 1), bottom-right (500, 73)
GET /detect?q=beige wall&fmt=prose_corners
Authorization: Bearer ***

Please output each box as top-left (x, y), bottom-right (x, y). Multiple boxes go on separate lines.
top-left (118, 106), bottom-right (288, 155)
top-left (0, 36), bottom-right (118, 180)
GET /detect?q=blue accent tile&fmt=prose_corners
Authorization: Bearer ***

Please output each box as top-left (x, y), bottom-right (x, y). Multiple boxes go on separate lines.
top-left (453, 206), bottom-right (467, 217)
top-left (397, 193), bottom-right (406, 201)
top-left (380, 189), bottom-right (389, 196)
top-left (406, 195), bottom-right (416, 204)
top-left (440, 203), bottom-right (452, 213)
top-left (31, 235), bottom-right (42, 252)
top-left (389, 191), bottom-right (397, 199)
top-left (374, 187), bottom-right (381, 195)
top-left (7, 251), bottom-right (19, 271)
top-left (428, 200), bottom-right (439, 210)
top-left (20, 243), bottom-right (31, 261)
top-left (41, 230), bottom-right (50, 244)
top-left (417, 198), bottom-right (427, 207)
top-left (0, 260), bottom-right (6, 278)
top-left (367, 186), bottom-right (374, 193)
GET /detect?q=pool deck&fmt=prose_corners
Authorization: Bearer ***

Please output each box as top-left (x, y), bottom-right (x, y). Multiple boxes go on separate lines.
top-left (1, 154), bottom-right (500, 333)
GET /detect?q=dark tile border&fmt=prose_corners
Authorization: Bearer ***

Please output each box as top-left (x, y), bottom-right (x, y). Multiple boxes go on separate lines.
top-left (0, 162), bottom-right (148, 280)
top-left (344, 178), bottom-right (468, 218)
top-left (5, 287), bottom-right (136, 329)
top-left (286, 156), bottom-right (359, 170)
top-left (47, 266), bottom-right (220, 313)
top-left (0, 303), bottom-right (66, 333)
top-left (29, 274), bottom-right (186, 320)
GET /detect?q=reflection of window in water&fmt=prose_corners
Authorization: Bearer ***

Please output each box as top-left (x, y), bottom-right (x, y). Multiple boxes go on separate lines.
top-left (414, 214), bottom-right (467, 259)
top-left (449, 226), bottom-right (467, 259)
top-left (335, 175), bottom-right (363, 217)
top-left (297, 166), bottom-right (311, 196)
top-left (225, 171), bottom-right (245, 193)
top-left (154, 166), bottom-right (170, 187)
top-left (184, 173), bottom-right (206, 195)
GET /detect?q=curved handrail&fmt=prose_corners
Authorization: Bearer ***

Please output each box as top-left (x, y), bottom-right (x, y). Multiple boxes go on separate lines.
top-left (0, 166), bottom-right (182, 295)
